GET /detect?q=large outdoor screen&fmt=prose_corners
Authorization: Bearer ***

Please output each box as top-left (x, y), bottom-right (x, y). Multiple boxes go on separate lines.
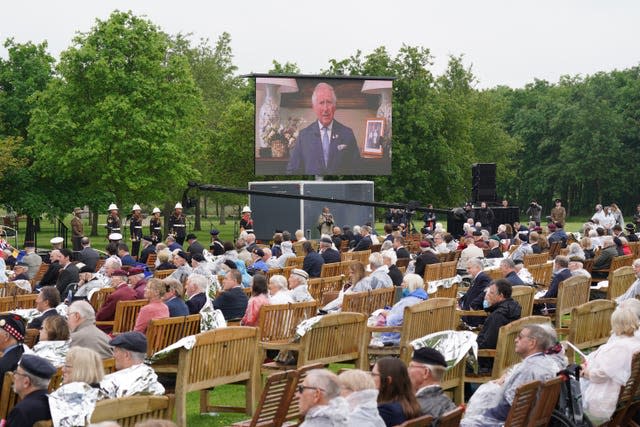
top-left (254, 75), bottom-right (393, 176)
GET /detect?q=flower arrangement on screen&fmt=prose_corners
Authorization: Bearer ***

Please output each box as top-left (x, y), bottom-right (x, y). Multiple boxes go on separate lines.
top-left (262, 117), bottom-right (305, 148)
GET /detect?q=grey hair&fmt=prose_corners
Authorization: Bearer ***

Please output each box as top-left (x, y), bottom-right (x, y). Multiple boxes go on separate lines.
top-left (187, 273), bottom-right (209, 292)
top-left (22, 371), bottom-right (50, 390)
top-left (369, 252), bottom-right (384, 268)
top-left (467, 258), bottom-right (484, 270)
top-left (500, 258), bottom-right (516, 270)
top-left (306, 369), bottom-right (341, 399)
top-left (269, 274), bottom-right (288, 291)
top-left (311, 82), bottom-right (337, 106)
top-left (69, 300), bottom-right (96, 322)
top-left (380, 241), bottom-right (393, 251)
top-left (524, 323), bottom-right (556, 351)
top-left (381, 249), bottom-right (397, 265)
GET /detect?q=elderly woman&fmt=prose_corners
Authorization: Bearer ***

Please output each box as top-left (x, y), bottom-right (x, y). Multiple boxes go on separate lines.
top-left (376, 274), bottom-right (428, 345)
top-left (241, 274), bottom-right (270, 326)
top-left (338, 369), bottom-right (386, 427)
top-left (185, 273), bottom-right (209, 314)
top-left (268, 274), bottom-right (294, 305)
top-left (155, 249), bottom-right (175, 271)
top-left (133, 278), bottom-right (169, 333)
top-left (581, 307), bottom-right (640, 423)
top-left (567, 242), bottom-right (585, 261)
top-left (162, 278), bottom-right (189, 317)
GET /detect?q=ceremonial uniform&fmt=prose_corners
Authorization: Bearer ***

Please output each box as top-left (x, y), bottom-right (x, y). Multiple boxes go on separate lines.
top-left (106, 214), bottom-right (122, 238)
top-left (169, 213), bottom-right (187, 246)
top-left (130, 213), bottom-right (143, 259)
top-left (150, 216), bottom-right (162, 243)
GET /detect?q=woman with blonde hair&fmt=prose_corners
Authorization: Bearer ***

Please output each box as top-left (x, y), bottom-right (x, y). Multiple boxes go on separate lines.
top-left (134, 278), bottom-right (169, 333)
top-left (62, 346), bottom-right (104, 386)
top-left (339, 369), bottom-right (385, 427)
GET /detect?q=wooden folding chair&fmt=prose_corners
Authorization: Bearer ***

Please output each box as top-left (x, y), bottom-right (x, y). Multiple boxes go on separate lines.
top-left (341, 250), bottom-right (371, 264)
top-left (422, 263), bottom-right (441, 282)
top-left (153, 268), bottom-right (176, 279)
top-left (433, 283), bottom-right (459, 299)
top-left (320, 262), bottom-right (341, 278)
top-left (342, 287), bottom-right (394, 316)
top-left (523, 253), bottom-right (549, 268)
top-left (607, 266), bottom-right (636, 301)
top-left (527, 376), bottom-right (563, 427)
top-left (285, 256), bottom-right (305, 268)
top-left (174, 327), bottom-right (261, 427)
top-left (440, 261), bottom-right (458, 279)
top-left (89, 287), bottom-right (116, 313)
top-left (282, 363), bottom-right (325, 425)
top-left (258, 301), bottom-right (318, 349)
top-left (14, 293), bottom-right (37, 309)
top-left (232, 370), bottom-right (298, 427)
top-left (562, 300), bottom-right (615, 362)
top-left (95, 299), bottom-right (148, 334)
top-left (90, 394), bottom-right (175, 426)
top-left (504, 380), bottom-right (542, 427)
top-left (438, 406), bottom-right (464, 427)
top-left (511, 286), bottom-right (535, 317)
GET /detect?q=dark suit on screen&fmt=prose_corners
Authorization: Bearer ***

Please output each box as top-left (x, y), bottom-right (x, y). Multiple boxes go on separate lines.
top-left (286, 120), bottom-right (360, 175)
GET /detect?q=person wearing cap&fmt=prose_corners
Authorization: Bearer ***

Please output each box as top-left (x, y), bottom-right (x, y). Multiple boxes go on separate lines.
top-left (408, 347), bottom-right (457, 419)
top-left (186, 233), bottom-right (204, 257)
top-left (165, 234), bottom-right (182, 252)
top-left (107, 232), bottom-right (123, 244)
top-left (414, 240), bottom-right (440, 278)
top-left (240, 205), bottom-right (254, 234)
top-left (10, 261), bottom-right (30, 281)
top-left (209, 229), bottom-right (225, 256)
top-left (128, 266), bottom-right (148, 299)
top-left (248, 248), bottom-right (269, 276)
top-left (625, 223), bottom-right (639, 242)
top-left (162, 278), bottom-right (189, 317)
top-left (129, 204), bottom-right (143, 259)
top-left (22, 241), bottom-right (43, 280)
top-left (485, 236), bottom-right (502, 259)
top-left (139, 235), bottom-right (156, 265)
top-left (27, 287), bottom-right (61, 330)
top-left (0, 314), bottom-right (26, 390)
top-left (117, 242), bottom-right (136, 267)
top-left (168, 202), bottom-right (187, 246)
top-left (149, 207), bottom-right (163, 244)
top-left (55, 247), bottom-right (80, 296)
top-left (76, 236), bottom-right (99, 271)
top-left (549, 198), bottom-right (566, 227)
top-left (95, 270), bottom-right (137, 330)
top-left (71, 264), bottom-right (108, 300)
top-left (99, 331), bottom-right (165, 398)
top-left (50, 236), bottom-right (64, 250)
top-left (288, 269), bottom-right (314, 302)
top-left (68, 301), bottom-right (113, 359)
top-left (70, 207), bottom-right (84, 251)
top-left (169, 250), bottom-right (193, 284)
top-left (213, 270), bottom-right (249, 320)
top-left (106, 203), bottom-right (121, 239)
top-left (277, 240), bottom-right (297, 268)
top-left (319, 236), bottom-right (340, 264)
top-left (7, 354), bottom-right (56, 426)
top-left (38, 249), bottom-right (62, 288)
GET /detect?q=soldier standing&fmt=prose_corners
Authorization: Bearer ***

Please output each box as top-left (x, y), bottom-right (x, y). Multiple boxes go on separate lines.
top-left (168, 202), bottom-right (187, 246)
top-left (130, 204), bottom-right (143, 259)
top-left (106, 203), bottom-right (121, 239)
top-left (149, 207), bottom-right (162, 244)
top-left (70, 208), bottom-right (84, 251)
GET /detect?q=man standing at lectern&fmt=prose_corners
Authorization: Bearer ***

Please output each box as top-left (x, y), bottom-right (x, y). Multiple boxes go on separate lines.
top-left (287, 82), bottom-right (360, 175)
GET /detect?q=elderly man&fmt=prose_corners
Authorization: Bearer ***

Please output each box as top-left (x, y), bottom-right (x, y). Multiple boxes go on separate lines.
top-left (393, 236), bottom-right (411, 259)
top-left (22, 241), bottom-right (43, 280)
top-left (414, 241), bottom-right (440, 278)
top-left (268, 274), bottom-right (294, 305)
top-left (302, 241), bottom-right (324, 278)
top-left (486, 236), bottom-right (503, 258)
top-left (185, 233), bottom-right (204, 257)
top-left (100, 332), bottom-right (165, 398)
top-left (0, 314), bottom-right (26, 390)
top-left (537, 256), bottom-right (572, 302)
top-left (169, 250), bottom-right (193, 283)
top-left (139, 235), bottom-right (156, 265)
top-left (288, 269), bottom-right (314, 302)
top-left (364, 252), bottom-right (394, 290)
top-left (459, 258), bottom-right (492, 327)
top-left (7, 354), bottom-right (56, 426)
top-left (592, 236), bottom-right (619, 279)
top-left (382, 249), bottom-right (403, 287)
top-left (297, 368), bottom-right (349, 426)
top-left (162, 278), bottom-right (190, 317)
top-left (117, 243), bottom-right (136, 267)
top-left (408, 347), bottom-right (457, 419)
top-left (277, 240), bottom-right (297, 268)
top-left (68, 300), bottom-right (112, 359)
top-left (248, 248), bottom-right (269, 275)
top-left (77, 236), bottom-right (100, 271)
top-left (95, 270), bottom-right (136, 330)
top-left (500, 258), bottom-right (525, 286)
top-left (28, 287), bottom-right (60, 329)
top-left (462, 324), bottom-right (562, 426)
top-left (569, 257), bottom-right (592, 279)
top-left (185, 273), bottom-right (209, 314)
top-left (352, 225), bottom-right (373, 252)
top-left (319, 237), bottom-right (340, 264)
top-left (10, 261), bottom-right (30, 281)
top-left (165, 234), bottom-right (182, 252)
top-left (55, 248), bottom-right (80, 296)
top-left (213, 270), bottom-right (248, 320)
top-left (457, 236), bottom-right (484, 273)
top-left (71, 264), bottom-right (108, 300)
top-left (128, 266), bottom-right (147, 299)
top-left (286, 82), bottom-right (360, 176)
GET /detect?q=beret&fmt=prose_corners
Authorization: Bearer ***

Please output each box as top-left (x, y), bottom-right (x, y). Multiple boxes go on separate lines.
top-left (111, 269), bottom-right (128, 277)
top-left (128, 266), bottom-right (145, 276)
top-left (186, 233), bottom-right (197, 241)
top-left (19, 354), bottom-right (56, 379)
top-left (253, 248), bottom-right (265, 257)
top-left (210, 229), bottom-right (220, 236)
top-left (547, 223), bottom-right (557, 230)
top-left (191, 253), bottom-right (205, 263)
top-left (176, 251), bottom-right (190, 261)
top-left (224, 259), bottom-right (238, 270)
top-left (412, 347), bottom-right (447, 367)
top-left (109, 331), bottom-right (147, 353)
top-left (79, 265), bottom-right (94, 273)
top-left (419, 241), bottom-right (430, 248)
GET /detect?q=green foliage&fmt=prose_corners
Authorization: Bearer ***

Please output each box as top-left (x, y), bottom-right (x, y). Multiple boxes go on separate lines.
top-left (28, 11), bottom-right (205, 214)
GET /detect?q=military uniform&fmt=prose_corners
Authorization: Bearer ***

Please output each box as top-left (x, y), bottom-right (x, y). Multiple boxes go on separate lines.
top-left (169, 212), bottom-right (187, 246)
top-left (106, 214), bottom-right (122, 238)
top-left (150, 216), bottom-right (162, 243)
top-left (130, 213), bottom-right (143, 259)
top-left (70, 211), bottom-right (84, 251)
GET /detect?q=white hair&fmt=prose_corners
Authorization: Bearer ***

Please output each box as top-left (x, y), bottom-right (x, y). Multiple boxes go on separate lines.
top-left (381, 249), bottom-right (397, 265)
top-left (269, 274), bottom-right (288, 290)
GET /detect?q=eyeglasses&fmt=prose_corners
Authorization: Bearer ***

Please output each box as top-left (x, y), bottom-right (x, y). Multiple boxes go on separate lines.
top-left (297, 385), bottom-right (323, 393)
top-left (13, 370), bottom-right (28, 378)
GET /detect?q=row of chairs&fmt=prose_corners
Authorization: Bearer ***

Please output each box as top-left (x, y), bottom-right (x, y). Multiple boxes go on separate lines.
top-left (422, 261), bottom-right (458, 282)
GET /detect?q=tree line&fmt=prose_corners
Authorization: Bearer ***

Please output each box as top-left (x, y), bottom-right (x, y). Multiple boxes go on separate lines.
top-left (1, 10), bottom-right (638, 235)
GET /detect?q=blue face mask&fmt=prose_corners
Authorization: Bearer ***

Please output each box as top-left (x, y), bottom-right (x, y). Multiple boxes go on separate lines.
top-left (483, 299), bottom-right (491, 309)
top-left (402, 288), bottom-right (411, 298)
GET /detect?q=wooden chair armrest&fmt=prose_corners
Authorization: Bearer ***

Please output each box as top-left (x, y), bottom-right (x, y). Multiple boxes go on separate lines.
top-left (95, 320), bottom-right (114, 328)
top-left (258, 342), bottom-right (302, 352)
top-left (457, 309), bottom-right (488, 317)
top-left (477, 349), bottom-right (497, 358)
top-left (535, 298), bottom-right (557, 304)
top-left (367, 326), bottom-right (402, 333)
top-left (556, 327), bottom-right (570, 335)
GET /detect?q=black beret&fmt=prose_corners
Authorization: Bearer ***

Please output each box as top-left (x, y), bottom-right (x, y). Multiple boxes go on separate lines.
top-left (79, 265), bottom-right (94, 273)
top-left (19, 354), bottom-right (56, 379)
top-left (0, 314), bottom-right (25, 342)
top-left (412, 347), bottom-right (447, 367)
top-left (209, 229), bottom-right (220, 236)
top-left (109, 331), bottom-right (147, 353)
top-left (191, 253), bottom-right (205, 263)
top-left (186, 233), bottom-right (197, 241)
top-left (176, 251), bottom-right (190, 261)
top-left (253, 248), bottom-right (265, 257)
top-left (224, 259), bottom-right (238, 270)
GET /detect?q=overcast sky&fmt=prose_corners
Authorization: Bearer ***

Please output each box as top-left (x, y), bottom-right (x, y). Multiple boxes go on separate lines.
top-left (1, 1), bottom-right (638, 88)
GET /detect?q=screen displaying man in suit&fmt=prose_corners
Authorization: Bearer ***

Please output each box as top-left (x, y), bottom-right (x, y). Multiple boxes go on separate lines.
top-left (286, 82), bottom-right (360, 175)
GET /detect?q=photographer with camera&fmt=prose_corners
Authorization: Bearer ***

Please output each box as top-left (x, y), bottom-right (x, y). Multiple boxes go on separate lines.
top-left (526, 200), bottom-right (542, 226)
top-left (317, 206), bottom-right (335, 236)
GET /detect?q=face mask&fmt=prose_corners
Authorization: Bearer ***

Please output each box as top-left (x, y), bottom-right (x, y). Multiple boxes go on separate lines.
top-left (483, 299), bottom-right (491, 309)
top-left (402, 288), bottom-right (411, 298)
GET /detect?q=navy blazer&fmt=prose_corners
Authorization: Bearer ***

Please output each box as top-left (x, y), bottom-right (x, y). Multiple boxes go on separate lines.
top-left (321, 248), bottom-right (341, 264)
top-left (286, 120), bottom-right (360, 175)
top-left (27, 308), bottom-right (58, 330)
top-left (542, 268), bottom-right (573, 299)
top-left (303, 251), bottom-right (325, 278)
top-left (186, 292), bottom-right (206, 315)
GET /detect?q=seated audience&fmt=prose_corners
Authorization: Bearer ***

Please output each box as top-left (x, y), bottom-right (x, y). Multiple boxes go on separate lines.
top-left (297, 368), bottom-right (349, 427)
top-left (377, 274), bottom-right (428, 345)
top-left (185, 273), bottom-right (208, 314)
top-left (67, 300), bottom-right (113, 359)
top-left (592, 236), bottom-right (618, 279)
top-left (372, 357), bottom-right (422, 426)
top-left (338, 369), bottom-right (386, 427)
top-left (319, 236), bottom-right (341, 264)
top-left (459, 258), bottom-right (492, 327)
top-left (99, 332), bottom-right (165, 398)
top-left (365, 252), bottom-right (394, 290)
top-left (169, 251), bottom-right (193, 283)
top-left (28, 286), bottom-right (61, 329)
top-left (212, 269), bottom-right (249, 320)
top-left (268, 274), bottom-right (294, 305)
top-left (128, 266), bottom-right (147, 299)
top-left (7, 354), bottom-right (56, 426)
top-left (414, 241), bottom-right (440, 278)
top-left (0, 313), bottom-right (26, 390)
top-left (155, 249), bottom-right (176, 270)
top-left (241, 274), bottom-right (270, 326)
top-left (162, 278), bottom-right (189, 317)
top-left (408, 347), bottom-right (457, 419)
top-left (288, 268), bottom-right (314, 302)
top-left (382, 250), bottom-right (403, 287)
top-left (134, 278), bottom-right (170, 333)
top-left (32, 315), bottom-right (70, 366)
top-left (95, 269), bottom-right (136, 329)
top-left (302, 241), bottom-right (325, 278)
top-left (500, 258), bottom-right (525, 286)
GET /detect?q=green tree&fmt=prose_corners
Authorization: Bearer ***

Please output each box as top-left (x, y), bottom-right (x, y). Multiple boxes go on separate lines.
top-left (28, 11), bottom-right (205, 235)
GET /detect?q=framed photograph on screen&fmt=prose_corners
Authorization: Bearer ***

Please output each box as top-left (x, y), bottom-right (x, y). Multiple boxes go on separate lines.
top-left (363, 118), bottom-right (384, 156)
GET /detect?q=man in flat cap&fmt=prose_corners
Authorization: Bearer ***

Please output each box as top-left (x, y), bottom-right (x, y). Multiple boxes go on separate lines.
top-left (408, 347), bottom-right (457, 419)
top-left (288, 269), bottom-right (314, 302)
top-left (0, 314), bottom-right (26, 390)
top-left (319, 236), bottom-right (340, 264)
top-left (7, 354), bottom-right (56, 426)
top-left (209, 229), bottom-right (225, 256)
top-left (139, 235), bottom-right (156, 265)
top-left (186, 233), bottom-right (204, 257)
top-left (170, 250), bottom-right (193, 284)
top-left (100, 331), bottom-right (165, 399)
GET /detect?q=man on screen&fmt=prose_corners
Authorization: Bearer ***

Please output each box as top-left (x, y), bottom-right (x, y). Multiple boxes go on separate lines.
top-left (287, 82), bottom-right (360, 175)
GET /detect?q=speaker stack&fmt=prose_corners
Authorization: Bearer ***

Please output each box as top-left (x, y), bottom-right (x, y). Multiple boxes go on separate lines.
top-left (471, 163), bottom-right (497, 204)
